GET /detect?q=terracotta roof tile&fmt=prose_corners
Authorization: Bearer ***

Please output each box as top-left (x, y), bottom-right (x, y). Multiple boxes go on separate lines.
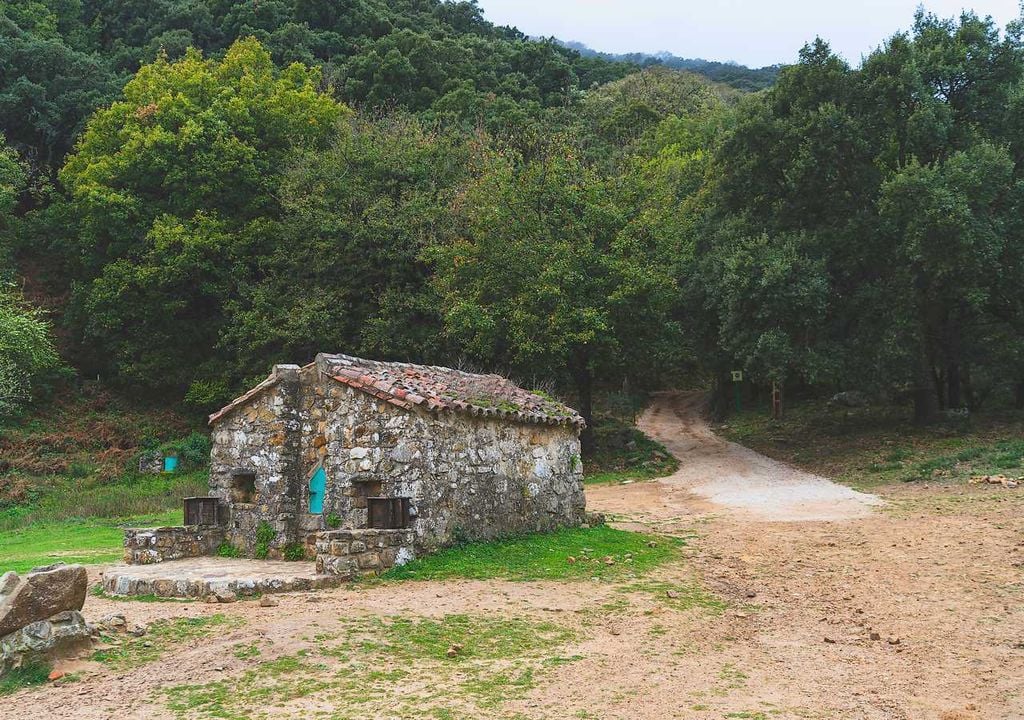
top-left (320, 353), bottom-right (584, 429)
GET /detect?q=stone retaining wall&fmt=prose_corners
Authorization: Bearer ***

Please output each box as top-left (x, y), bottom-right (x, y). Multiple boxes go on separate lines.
top-left (314, 528), bottom-right (415, 578)
top-left (124, 526), bottom-right (226, 565)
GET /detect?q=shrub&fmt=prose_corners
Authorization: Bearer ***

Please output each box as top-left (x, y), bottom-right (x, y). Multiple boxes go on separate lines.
top-left (0, 289), bottom-right (62, 422)
top-left (254, 521), bottom-right (275, 559)
top-left (156, 432), bottom-right (211, 471)
top-left (283, 542), bottom-right (306, 561)
top-left (183, 379), bottom-right (231, 412)
top-left (217, 542), bottom-right (240, 558)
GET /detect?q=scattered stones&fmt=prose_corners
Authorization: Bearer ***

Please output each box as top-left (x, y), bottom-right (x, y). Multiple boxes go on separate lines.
top-left (94, 613), bottom-right (127, 633)
top-left (259, 596), bottom-right (279, 608)
top-left (566, 556), bottom-right (577, 564)
top-left (666, 590), bottom-right (680, 599)
top-left (887, 636), bottom-right (901, 645)
top-left (446, 643), bottom-right (463, 658)
top-left (745, 590), bottom-right (757, 598)
top-left (824, 636), bottom-right (837, 644)
top-left (969, 475), bottom-right (1020, 488)
top-left (870, 631), bottom-right (881, 641)
top-left (206, 589), bottom-right (238, 604)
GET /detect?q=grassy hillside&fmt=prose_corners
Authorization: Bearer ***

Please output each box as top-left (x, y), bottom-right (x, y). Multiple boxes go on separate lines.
top-left (0, 385), bottom-right (207, 530)
top-left (0, 386), bottom-right (209, 571)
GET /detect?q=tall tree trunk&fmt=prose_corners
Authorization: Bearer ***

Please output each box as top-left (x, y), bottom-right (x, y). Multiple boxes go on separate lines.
top-left (572, 363), bottom-right (594, 456)
top-left (932, 365), bottom-right (946, 411)
top-left (947, 362), bottom-right (962, 409)
top-left (1015, 380), bottom-right (1024, 410)
top-left (913, 346), bottom-right (938, 425)
top-left (710, 372), bottom-right (731, 422)
top-left (962, 364), bottom-right (975, 411)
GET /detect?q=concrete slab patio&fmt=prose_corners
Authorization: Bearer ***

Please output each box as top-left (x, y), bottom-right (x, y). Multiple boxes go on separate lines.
top-left (100, 557), bottom-right (347, 598)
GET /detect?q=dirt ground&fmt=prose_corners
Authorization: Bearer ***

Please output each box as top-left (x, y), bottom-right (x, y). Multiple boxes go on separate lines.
top-left (7, 392), bottom-right (1024, 719)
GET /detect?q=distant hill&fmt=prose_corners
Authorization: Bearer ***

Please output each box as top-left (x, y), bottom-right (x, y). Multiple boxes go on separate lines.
top-left (555, 40), bottom-right (781, 92)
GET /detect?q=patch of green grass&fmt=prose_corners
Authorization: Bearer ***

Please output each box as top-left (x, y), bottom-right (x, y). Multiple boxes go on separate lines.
top-left (94, 615), bottom-right (242, 670)
top-left (584, 414), bottom-right (678, 485)
top-left (0, 662), bottom-right (50, 695)
top-left (327, 614), bottom-right (576, 663)
top-left (232, 643), bottom-right (261, 660)
top-left (165, 613), bottom-right (577, 719)
top-left (955, 447), bottom-right (985, 462)
top-left (383, 526), bottom-right (680, 582)
top-left (0, 511), bottom-right (180, 573)
top-left (617, 579), bottom-right (728, 614)
top-left (216, 542), bottom-right (240, 559)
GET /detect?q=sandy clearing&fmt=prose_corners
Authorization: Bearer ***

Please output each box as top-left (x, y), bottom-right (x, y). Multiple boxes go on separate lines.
top-left (591, 391), bottom-right (882, 522)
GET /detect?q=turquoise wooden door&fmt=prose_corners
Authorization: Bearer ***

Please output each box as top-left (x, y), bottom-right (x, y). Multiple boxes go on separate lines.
top-left (308, 466), bottom-right (326, 514)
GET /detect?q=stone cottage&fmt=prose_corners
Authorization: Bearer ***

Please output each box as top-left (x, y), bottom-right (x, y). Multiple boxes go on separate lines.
top-left (199, 353), bottom-right (586, 573)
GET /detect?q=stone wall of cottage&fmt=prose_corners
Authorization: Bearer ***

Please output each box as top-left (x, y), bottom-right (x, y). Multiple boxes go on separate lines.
top-left (208, 361), bottom-right (586, 557)
top-left (208, 365), bottom-right (304, 557)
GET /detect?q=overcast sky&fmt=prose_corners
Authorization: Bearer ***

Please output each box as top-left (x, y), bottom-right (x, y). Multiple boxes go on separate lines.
top-left (476, 1), bottom-right (1022, 68)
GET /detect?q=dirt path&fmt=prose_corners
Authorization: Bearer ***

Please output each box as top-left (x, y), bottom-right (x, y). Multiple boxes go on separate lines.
top-left (7, 395), bottom-right (1024, 720)
top-left (590, 391), bottom-right (882, 522)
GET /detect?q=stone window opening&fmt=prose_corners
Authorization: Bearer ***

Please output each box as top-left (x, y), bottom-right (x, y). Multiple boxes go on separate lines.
top-left (230, 469), bottom-right (257, 504)
top-left (367, 497), bottom-right (411, 529)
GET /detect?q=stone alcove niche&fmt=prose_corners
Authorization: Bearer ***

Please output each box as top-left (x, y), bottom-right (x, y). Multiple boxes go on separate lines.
top-left (230, 469), bottom-right (256, 504)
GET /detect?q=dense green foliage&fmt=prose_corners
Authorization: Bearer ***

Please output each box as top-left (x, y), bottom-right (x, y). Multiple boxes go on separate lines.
top-left (698, 12), bottom-right (1024, 420)
top-left (0, 289), bottom-right (60, 420)
top-left (0, 0), bottom-right (636, 176)
top-left (3, 1), bottom-right (1024, 436)
top-left (58, 38), bottom-right (346, 391)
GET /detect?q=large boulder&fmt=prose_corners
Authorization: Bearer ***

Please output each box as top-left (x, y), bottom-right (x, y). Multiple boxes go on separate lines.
top-left (0, 564), bottom-right (88, 638)
top-left (0, 610), bottom-right (92, 674)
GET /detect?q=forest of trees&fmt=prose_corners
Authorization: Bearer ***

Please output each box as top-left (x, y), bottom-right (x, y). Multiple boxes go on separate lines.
top-left (2, 0), bottom-right (1024, 438)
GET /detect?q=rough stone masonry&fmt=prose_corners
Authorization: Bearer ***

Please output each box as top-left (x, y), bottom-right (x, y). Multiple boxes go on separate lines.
top-left (122, 353), bottom-right (587, 580)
